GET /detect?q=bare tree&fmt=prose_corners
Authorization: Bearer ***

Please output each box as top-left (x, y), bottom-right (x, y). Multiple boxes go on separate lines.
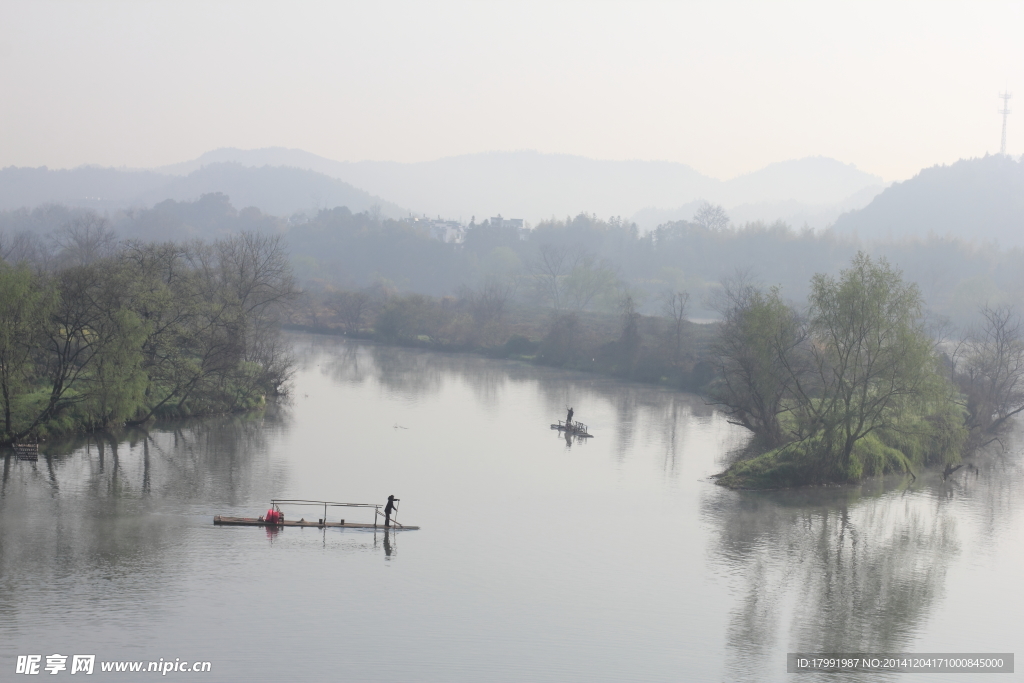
top-left (51, 213), bottom-right (118, 267)
top-left (466, 276), bottom-right (518, 325)
top-left (564, 252), bottom-right (618, 311)
top-left (1, 230), bottom-right (52, 267)
top-left (530, 244), bottom-right (571, 309)
top-left (663, 290), bottom-right (690, 364)
top-left (693, 201), bottom-right (730, 231)
top-left (327, 290), bottom-right (371, 333)
top-left (955, 305), bottom-right (1024, 446)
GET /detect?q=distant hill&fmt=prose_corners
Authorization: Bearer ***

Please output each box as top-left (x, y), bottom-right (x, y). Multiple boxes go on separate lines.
top-left (134, 163), bottom-right (408, 218)
top-left (0, 166), bottom-right (171, 211)
top-left (632, 183), bottom-right (887, 232)
top-left (832, 155), bottom-right (1024, 244)
top-left (159, 148), bottom-right (885, 228)
top-left (723, 157), bottom-right (886, 206)
top-left (0, 163), bottom-right (409, 219)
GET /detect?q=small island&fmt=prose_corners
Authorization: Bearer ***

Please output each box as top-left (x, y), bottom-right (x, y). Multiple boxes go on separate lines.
top-left (710, 253), bottom-right (1016, 489)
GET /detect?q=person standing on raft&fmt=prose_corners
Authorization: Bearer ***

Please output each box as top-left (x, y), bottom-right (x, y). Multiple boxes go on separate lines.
top-left (384, 495), bottom-right (399, 527)
top-left (566, 406), bottom-right (574, 428)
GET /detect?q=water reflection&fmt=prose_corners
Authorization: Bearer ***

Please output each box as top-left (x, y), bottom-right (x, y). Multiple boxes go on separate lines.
top-left (3, 333), bottom-right (1021, 683)
top-left (705, 441), bottom-right (1023, 682)
top-left (301, 335), bottom-right (724, 473)
top-left (0, 410), bottom-right (288, 624)
top-left (549, 425), bottom-right (592, 449)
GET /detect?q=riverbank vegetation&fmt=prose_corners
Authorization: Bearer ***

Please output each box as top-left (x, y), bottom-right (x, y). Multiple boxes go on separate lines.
top-left (711, 254), bottom-right (1024, 488)
top-left (0, 226), bottom-right (296, 444)
top-left (290, 278), bottom-right (716, 390)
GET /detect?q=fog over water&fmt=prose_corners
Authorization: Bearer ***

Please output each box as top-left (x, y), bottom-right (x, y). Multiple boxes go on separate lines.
top-left (1, 335), bottom-right (1021, 681)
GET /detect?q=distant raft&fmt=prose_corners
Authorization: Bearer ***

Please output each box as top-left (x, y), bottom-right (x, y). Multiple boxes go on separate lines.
top-left (550, 420), bottom-right (593, 437)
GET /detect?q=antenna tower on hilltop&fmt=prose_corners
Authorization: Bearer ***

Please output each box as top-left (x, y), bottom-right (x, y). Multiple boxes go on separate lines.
top-left (999, 92), bottom-right (1012, 155)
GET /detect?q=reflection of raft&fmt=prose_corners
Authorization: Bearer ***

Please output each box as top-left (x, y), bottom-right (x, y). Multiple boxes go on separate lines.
top-left (550, 420), bottom-right (593, 437)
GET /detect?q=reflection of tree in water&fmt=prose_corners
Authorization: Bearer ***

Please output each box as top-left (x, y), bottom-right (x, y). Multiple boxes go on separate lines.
top-left (705, 481), bottom-right (961, 682)
top-left (303, 333), bottom-right (729, 473)
top-left (371, 345), bottom-right (448, 396)
top-left (943, 430), bottom-right (1024, 548)
top-left (0, 407), bottom-right (290, 629)
top-left (660, 396), bottom-right (697, 475)
top-left (536, 376), bottom-right (717, 468)
top-left (311, 336), bottom-right (524, 408)
top-left (317, 339), bottom-right (374, 386)
top-left (158, 403), bottom-right (291, 505)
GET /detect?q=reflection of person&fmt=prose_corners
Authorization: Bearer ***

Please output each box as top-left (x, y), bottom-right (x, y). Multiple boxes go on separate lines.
top-left (384, 495), bottom-right (398, 527)
top-left (566, 407), bottom-right (574, 426)
top-left (383, 530), bottom-right (392, 556)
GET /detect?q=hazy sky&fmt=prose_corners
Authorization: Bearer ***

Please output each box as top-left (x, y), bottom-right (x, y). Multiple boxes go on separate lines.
top-left (1, 1), bottom-right (1021, 181)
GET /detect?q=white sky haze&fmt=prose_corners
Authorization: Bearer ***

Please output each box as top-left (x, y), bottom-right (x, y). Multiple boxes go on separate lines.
top-left (1, 0), bottom-right (1021, 181)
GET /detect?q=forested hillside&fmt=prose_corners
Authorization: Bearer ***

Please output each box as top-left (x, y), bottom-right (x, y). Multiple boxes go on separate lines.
top-left (833, 154), bottom-right (1024, 244)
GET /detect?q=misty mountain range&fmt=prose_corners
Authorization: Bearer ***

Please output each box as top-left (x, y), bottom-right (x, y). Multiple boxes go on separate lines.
top-left (2, 150), bottom-right (1022, 245)
top-left (159, 148), bottom-right (887, 229)
top-left (3, 149), bottom-right (885, 230)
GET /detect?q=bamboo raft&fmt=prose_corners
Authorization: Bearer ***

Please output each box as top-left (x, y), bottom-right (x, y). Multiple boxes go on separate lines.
top-left (551, 420), bottom-right (594, 437)
top-left (214, 516), bottom-right (419, 530)
top-left (214, 499), bottom-right (419, 530)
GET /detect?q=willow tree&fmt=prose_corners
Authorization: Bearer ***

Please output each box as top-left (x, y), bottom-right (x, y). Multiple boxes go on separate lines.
top-left (709, 280), bottom-right (805, 449)
top-left (793, 253), bottom-right (951, 477)
top-left (0, 264), bottom-right (54, 441)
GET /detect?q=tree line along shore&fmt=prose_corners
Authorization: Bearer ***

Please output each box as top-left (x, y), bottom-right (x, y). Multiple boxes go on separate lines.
top-left (0, 229), bottom-right (296, 445)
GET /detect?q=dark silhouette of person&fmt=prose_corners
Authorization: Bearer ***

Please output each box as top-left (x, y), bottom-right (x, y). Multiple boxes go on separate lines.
top-left (384, 495), bottom-right (398, 527)
top-left (566, 407), bottom-right (574, 426)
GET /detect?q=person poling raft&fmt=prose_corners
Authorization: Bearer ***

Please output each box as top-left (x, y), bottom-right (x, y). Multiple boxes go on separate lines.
top-left (550, 406), bottom-right (594, 437)
top-left (384, 495), bottom-right (399, 527)
top-left (213, 498), bottom-right (419, 530)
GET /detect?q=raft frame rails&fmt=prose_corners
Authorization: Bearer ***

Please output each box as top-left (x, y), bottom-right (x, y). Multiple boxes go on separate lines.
top-left (213, 498), bottom-right (419, 530)
top-left (550, 419), bottom-right (593, 437)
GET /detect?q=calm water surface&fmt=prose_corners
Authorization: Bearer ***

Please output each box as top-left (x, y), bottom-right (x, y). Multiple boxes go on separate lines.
top-left (1, 333), bottom-right (1022, 682)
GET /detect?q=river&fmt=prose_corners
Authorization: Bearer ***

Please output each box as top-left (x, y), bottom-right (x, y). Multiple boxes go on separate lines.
top-left (1, 332), bottom-right (1021, 681)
